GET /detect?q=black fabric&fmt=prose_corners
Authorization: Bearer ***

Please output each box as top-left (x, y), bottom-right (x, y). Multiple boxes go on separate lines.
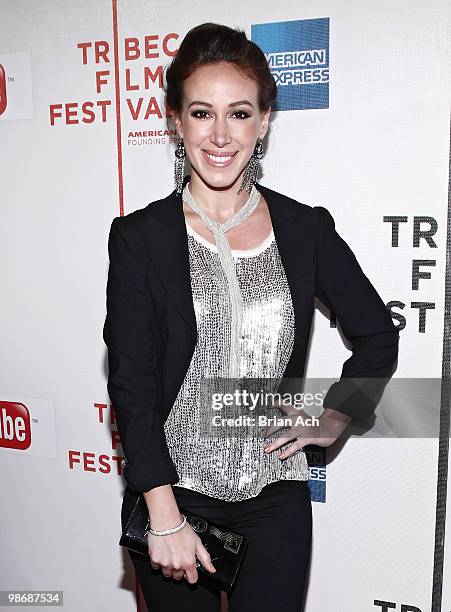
top-left (103, 182), bottom-right (399, 493)
top-left (125, 479), bottom-right (312, 612)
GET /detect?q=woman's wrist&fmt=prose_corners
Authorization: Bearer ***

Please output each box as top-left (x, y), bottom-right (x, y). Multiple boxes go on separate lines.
top-left (321, 407), bottom-right (352, 437)
top-left (148, 514), bottom-right (187, 536)
top-left (143, 484), bottom-right (183, 529)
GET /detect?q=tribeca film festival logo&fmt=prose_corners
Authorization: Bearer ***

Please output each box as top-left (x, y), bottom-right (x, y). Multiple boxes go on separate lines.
top-left (374, 599), bottom-right (424, 611)
top-left (251, 18), bottom-right (329, 111)
top-left (49, 33), bottom-right (179, 146)
top-left (0, 401), bottom-right (31, 450)
top-left (385, 216), bottom-right (439, 333)
top-left (68, 402), bottom-right (125, 477)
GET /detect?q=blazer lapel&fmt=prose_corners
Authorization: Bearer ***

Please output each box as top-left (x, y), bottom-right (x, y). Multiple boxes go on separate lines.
top-left (146, 180), bottom-right (310, 339)
top-left (146, 184), bottom-right (198, 335)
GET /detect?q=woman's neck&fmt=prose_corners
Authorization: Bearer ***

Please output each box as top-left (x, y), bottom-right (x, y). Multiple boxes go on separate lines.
top-left (186, 174), bottom-right (252, 222)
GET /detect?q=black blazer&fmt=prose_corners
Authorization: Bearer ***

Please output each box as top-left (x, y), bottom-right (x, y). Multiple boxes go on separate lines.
top-left (103, 181), bottom-right (399, 496)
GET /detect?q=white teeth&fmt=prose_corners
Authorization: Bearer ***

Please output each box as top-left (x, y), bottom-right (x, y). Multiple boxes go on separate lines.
top-left (206, 153), bottom-right (233, 163)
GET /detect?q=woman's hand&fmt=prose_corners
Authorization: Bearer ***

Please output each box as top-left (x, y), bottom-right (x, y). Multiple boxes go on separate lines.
top-left (263, 405), bottom-right (352, 460)
top-left (148, 519), bottom-right (217, 584)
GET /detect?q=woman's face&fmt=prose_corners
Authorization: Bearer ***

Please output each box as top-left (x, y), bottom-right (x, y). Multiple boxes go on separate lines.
top-left (173, 62), bottom-right (270, 193)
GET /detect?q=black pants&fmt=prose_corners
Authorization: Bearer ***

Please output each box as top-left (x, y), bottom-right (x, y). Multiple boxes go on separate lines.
top-left (124, 479), bottom-right (312, 612)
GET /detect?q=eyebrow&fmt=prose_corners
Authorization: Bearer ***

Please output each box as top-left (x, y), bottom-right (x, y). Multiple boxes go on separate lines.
top-left (188, 100), bottom-right (255, 109)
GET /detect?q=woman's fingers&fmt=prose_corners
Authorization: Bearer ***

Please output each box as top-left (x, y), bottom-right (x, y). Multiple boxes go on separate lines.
top-left (263, 422), bottom-right (286, 437)
top-left (161, 566), bottom-right (173, 578)
top-left (264, 435), bottom-right (292, 453)
top-left (148, 530), bottom-right (216, 585)
top-left (158, 562), bottom-right (196, 582)
top-left (195, 544), bottom-right (217, 574)
top-left (182, 559), bottom-right (198, 584)
top-left (171, 568), bottom-right (186, 581)
top-left (278, 439), bottom-right (306, 459)
top-left (264, 434), bottom-right (312, 459)
top-left (265, 433), bottom-right (340, 460)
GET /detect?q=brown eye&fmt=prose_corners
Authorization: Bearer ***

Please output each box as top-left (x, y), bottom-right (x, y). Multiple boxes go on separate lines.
top-left (191, 110), bottom-right (210, 119)
top-left (231, 110), bottom-right (250, 119)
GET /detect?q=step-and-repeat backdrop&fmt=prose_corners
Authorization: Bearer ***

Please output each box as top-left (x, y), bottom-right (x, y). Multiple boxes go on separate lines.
top-left (1, 1), bottom-right (450, 610)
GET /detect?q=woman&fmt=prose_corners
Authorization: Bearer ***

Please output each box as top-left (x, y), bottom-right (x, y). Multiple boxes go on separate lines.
top-left (103, 23), bottom-right (399, 612)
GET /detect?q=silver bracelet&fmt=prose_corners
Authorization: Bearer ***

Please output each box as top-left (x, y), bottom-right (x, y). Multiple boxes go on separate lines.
top-left (148, 514), bottom-right (187, 536)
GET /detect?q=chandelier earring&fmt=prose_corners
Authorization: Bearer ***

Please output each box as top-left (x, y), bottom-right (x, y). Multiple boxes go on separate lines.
top-left (238, 138), bottom-right (264, 194)
top-left (174, 137), bottom-right (186, 194)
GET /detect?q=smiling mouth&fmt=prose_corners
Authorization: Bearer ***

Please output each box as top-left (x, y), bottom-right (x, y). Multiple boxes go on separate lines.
top-left (203, 150), bottom-right (237, 166)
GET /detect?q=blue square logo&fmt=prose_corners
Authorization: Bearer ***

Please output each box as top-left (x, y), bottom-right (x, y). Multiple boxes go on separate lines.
top-left (306, 447), bottom-right (327, 503)
top-left (251, 18), bottom-right (330, 111)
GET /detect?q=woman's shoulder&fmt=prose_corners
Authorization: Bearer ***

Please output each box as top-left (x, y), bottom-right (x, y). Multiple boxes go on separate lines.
top-left (256, 182), bottom-right (335, 226)
top-left (110, 189), bottom-right (177, 232)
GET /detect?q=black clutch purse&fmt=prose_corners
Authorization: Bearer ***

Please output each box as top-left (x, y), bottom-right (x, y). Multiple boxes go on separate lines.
top-left (120, 493), bottom-right (248, 592)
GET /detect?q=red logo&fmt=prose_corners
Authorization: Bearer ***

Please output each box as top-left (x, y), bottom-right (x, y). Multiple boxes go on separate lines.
top-left (0, 401), bottom-right (32, 449)
top-left (0, 64), bottom-right (7, 115)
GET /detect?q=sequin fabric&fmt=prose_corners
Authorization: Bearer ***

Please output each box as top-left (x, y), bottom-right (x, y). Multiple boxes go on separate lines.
top-left (163, 222), bottom-right (309, 501)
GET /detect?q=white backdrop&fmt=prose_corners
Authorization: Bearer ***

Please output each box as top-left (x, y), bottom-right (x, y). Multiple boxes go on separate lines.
top-left (0, 1), bottom-right (450, 610)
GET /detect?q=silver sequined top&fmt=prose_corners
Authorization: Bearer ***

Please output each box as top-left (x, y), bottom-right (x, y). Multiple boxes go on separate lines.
top-left (163, 221), bottom-right (309, 501)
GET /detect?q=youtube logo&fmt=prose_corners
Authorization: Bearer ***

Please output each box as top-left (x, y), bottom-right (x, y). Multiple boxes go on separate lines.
top-left (0, 401), bottom-right (32, 450)
top-left (0, 63), bottom-right (7, 115)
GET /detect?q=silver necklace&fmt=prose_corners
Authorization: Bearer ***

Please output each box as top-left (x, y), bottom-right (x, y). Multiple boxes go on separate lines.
top-left (182, 183), bottom-right (261, 378)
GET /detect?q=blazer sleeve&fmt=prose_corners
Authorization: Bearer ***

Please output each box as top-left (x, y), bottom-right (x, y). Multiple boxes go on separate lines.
top-left (314, 205), bottom-right (399, 420)
top-left (103, 215), bottom-right (180, 492)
